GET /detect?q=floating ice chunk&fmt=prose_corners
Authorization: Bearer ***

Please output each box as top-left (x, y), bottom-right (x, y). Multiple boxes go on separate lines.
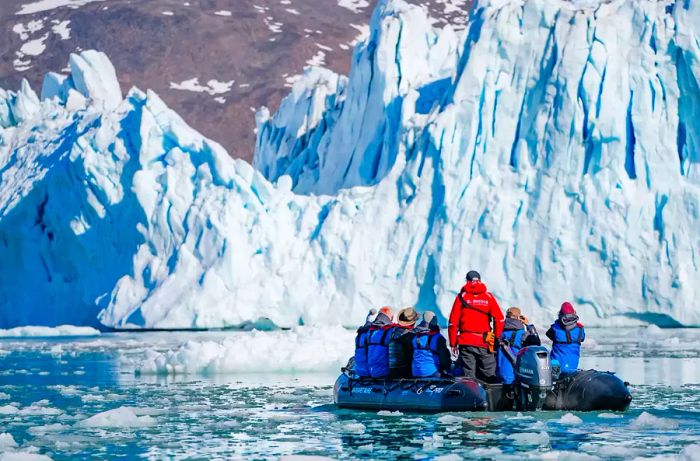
top-left (27, 423), bottom-right (69, 435)
top-left (579, 443), bottom-right (642, 458)
top-left (18, 405), bottom-right (62, 416)
top-left (629, 411), bottom-right (679, 429)
top-left (467, 448), bottom-right (502, 457)
top-left (0, 393), bottom-right (9, 400)
top-left (679, 444), bottom-right (700, 461)
top-left (556, 413), bottom-right (583, 425)
top-left (0, 433), bottom-right (17, 449)
top-left (0, 326), bottom-right (100, 337)
top-left (279, 456), bottom-right (335, 461)
top-left (340, 422), bottom-right (366, 434)
top-left (434, 454), bottom-right (463, 461)
top-left (643, 324), bottom-right (668, 338)
top-left (597, 412), bottom-right (624, 419)
top-left (136, 327), bottom-right (353, 375)
top-left (437, 414), bottom-right (464, 424)
top-left (78, 407), bottom-right (156, 428)
top-left (0, 405), bottom-right (19, 415)
top-left (507, 431), bottom-right (550, 446)
top-left (377, 410), bottom-right (403, 416)
top-left (540, 452), bottom-right (601, 461)
top-left (0, 453), bottom-right (53, 461)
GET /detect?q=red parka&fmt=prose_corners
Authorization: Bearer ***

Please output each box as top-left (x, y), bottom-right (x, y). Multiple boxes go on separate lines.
top-left (448, 281), bottom-right (504, 349)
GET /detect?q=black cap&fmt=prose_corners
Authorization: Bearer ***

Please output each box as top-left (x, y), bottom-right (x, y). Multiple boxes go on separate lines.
top-left (466, 270), bottom-right (481, 281)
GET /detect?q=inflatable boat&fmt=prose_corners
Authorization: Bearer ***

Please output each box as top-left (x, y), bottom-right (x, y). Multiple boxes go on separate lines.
top-left (334, 346), bottom-right (632, 413)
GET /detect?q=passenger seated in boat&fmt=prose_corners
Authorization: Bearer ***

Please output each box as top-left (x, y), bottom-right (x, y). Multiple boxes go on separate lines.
top-left (546, 302), bottom-right (585, 376)
top-left (353, 308), bottom-right (379, 378)
top-left (388, 307), bottom-right (419, 379)
top-left (497, 307), bottom-right (541, 385)
top-left (411, 311), bottom-right (452, 378)
top-left (367, 308), bottom-right (395, 378)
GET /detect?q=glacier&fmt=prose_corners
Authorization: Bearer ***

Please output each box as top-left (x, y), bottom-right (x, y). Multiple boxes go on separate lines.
top-left (0, 0), bottom-right (699, 329)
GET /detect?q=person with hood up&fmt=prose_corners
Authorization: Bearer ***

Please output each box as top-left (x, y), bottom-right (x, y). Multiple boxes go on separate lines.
top-left (497, 307), bottom-right (541, 385)
top-left (546, 302), bottom-right (586, 375)
top-left (448, 270), bottom-right (505, 383)
top-left (367, 307), bottom-right (396, 378)
top-left (411, 311), bottom-right (452, 378)
top-left (353, 308), bottom-right (378, 378)
top-left (388, 307), bottom-right (419, 379)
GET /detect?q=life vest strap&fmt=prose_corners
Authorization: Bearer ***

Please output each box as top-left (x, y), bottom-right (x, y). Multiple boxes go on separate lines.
top-left (509, 330), bottom-right (518, 346)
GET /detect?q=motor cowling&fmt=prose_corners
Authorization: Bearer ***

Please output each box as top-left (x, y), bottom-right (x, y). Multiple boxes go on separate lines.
top-left (514, 346), bottom-right (553, 411)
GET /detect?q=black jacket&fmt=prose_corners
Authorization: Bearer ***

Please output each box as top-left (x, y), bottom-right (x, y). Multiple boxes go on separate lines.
top-left (389, 327), bottom-right (414, 378)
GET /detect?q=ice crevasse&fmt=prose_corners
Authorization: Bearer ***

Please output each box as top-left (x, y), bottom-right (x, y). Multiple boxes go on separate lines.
top-left (0, 0), bottom-right (699, 329)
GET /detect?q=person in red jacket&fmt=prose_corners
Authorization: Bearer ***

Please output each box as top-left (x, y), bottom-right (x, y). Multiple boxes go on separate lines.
top-left (448, 270), bottom-right (504, 383)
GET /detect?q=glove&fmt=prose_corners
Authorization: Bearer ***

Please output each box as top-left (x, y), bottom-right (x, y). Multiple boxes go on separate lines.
top-left (451, 345), bottom-right (459, 358)
top-left (484, 332), bottom-right (496, 347)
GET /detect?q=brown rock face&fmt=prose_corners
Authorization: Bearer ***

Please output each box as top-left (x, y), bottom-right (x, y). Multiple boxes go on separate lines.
top-left (0, 0), bottom-right (472, 160)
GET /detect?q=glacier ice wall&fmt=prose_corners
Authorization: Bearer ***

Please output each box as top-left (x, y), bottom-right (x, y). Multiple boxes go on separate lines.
top-left (255, 0), bottom-right (700, 326)
top-left (0, 0), bottom-right (699, 329)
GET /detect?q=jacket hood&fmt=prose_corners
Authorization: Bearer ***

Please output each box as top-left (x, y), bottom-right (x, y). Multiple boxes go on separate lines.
top-left (503, 317), bottom-right (525, 331)
top-left (371, 312), bottom-right (393, 327)
top-left (463, 280), bottom-right (487, 295)
top-left (414, 318), bottom-right (439, 333)
top-left (558, 314), bottom-right (580, 329)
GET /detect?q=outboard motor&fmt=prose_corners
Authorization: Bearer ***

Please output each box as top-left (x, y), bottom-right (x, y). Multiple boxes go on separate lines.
top-left (514, 346), bottom-right (553, 411)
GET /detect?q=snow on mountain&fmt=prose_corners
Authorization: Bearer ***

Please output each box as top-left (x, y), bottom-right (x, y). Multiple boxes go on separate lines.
top-left (1, 0), bottom-right (699, 329)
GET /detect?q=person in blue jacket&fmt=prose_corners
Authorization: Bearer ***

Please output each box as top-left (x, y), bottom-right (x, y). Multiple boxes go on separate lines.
top-left (367, 307), bottom-right (395, 378)
top-left (411, 311), bottom-right (451, 378)
top-left (353, 308), bottom-right (378, 377)
top-left (497, 307), bottom-right (541, 385)
top-left (546, 301), bottom-right (585, 375)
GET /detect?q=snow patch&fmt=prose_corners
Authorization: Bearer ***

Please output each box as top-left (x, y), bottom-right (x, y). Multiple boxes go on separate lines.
top-left (19, 34), bottom-right (49, 57)
top-left (51, 20), bottom-right (71, 40)
top-left (169, 78), bottom-right (234, 96)
top-left (338, 0), bottom-right (369, 13)
top-left (214, 10), bottom-right (231, 16)
top-left (16, 0), bottom-right (105, 15)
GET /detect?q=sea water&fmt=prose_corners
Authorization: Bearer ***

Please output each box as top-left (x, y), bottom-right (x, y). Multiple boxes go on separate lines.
top-left (0, 328), bottom-right (699, 460)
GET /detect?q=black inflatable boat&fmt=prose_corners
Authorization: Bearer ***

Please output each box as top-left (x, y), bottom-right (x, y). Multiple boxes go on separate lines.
top-left (334, 346), bottom-right (631, 413)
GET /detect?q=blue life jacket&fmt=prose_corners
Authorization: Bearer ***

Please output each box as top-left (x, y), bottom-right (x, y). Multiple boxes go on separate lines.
top-left (498, 328), bottom-right (525, 384)
top-left (368, 327), bottom-right (395, 378)
top-left (549, 322), bottom-right (585, 375)
top-left (354, 328), bottom-right (371, 377)
top-left (411, 332), bottom-right (441, 377)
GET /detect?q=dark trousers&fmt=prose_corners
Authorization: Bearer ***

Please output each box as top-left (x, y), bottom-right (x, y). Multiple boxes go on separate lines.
top-left (458, 345), bottom-right (497, 383)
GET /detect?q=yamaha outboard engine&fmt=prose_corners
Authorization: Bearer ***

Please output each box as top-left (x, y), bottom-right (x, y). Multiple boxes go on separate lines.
top-left (514, 346), bottom-right (553, 411)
